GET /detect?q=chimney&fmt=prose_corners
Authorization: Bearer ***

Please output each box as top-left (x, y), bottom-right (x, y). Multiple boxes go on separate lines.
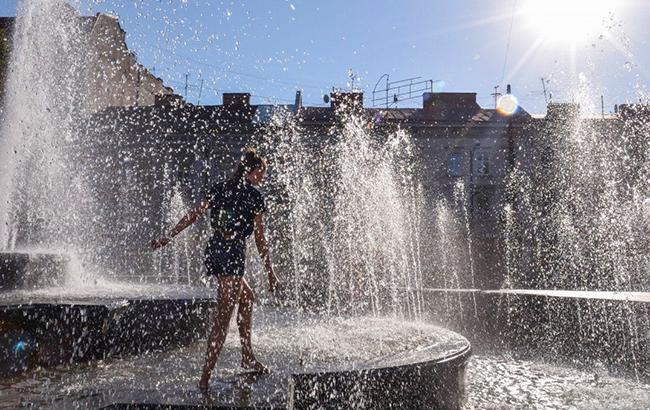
top-left (330, 91), bottom-right (363, 112)
top-left (618, 104), bottom-right (650, 120)
top-left (546, 103), bottom-right (580, 120)
top-left (222, 93), bottom-right (251, 107)
top-left (422, 92), bottom-right (480, 111)
top-left (294, 90), bottom-right (303, 112)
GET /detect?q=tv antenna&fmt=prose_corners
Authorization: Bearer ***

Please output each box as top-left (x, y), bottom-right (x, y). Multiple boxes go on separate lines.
top-left (348, 68), bottom-right (358, 91)
top-left (541, 77), bottom-right (551, 104)
top-left (491, 85), bottom-right (502, 109)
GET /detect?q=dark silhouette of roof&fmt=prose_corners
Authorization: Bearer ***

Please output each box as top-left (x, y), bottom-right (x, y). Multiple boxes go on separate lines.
top-left (0, 17), bottom-right (14, 40)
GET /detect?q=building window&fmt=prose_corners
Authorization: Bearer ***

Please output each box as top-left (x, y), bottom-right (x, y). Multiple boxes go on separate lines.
top-left (447, 153), bottom-right (464, 177)
top-left (474, 152), bottom-right (490, 176)
top-left (471, 187), bottom-right (493, 216)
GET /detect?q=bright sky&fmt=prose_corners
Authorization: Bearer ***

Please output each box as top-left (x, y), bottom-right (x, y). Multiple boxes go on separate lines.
top-left (1, 0), bottom-right (649, 114)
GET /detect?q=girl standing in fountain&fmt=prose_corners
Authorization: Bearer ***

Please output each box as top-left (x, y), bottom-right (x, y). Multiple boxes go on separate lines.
top-left (151, 148), bottom-right (279, 390)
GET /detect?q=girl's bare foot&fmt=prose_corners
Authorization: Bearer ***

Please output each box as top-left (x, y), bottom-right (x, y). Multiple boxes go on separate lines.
top-left (241, 357), bottom-right (270, 373)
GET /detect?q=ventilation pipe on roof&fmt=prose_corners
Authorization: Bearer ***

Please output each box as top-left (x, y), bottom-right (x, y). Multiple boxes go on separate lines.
top-left (294, 90), bottom-right (303, 112)
top-left (222, 93), bottom-right (251, 107)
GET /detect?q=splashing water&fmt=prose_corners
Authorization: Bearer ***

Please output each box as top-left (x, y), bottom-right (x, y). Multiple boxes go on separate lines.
top-left (0, 0), bottom-right (97, 284)
top-left (505, 101), bottom-right (650, 291)
top-left (160, 184), bottom-right (193, 284)
top-left (262, 110), bottom-right (424, 317)
top-left (501, 78), bottom-right (650, 374)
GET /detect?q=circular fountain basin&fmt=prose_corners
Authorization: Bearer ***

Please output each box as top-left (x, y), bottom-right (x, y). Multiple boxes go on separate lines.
top-left (0, 283), bottom-right (220, 378)
top-left (0, 282), bottom-right (217, 305)
top-left (4, 307), bottom-right (470, 409)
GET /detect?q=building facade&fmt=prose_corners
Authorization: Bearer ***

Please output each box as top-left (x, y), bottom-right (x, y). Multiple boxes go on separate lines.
top-left (83, 90), bottom-right (528, 288)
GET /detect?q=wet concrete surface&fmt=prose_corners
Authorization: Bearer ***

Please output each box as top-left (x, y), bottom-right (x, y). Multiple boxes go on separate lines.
top-left (0, 310), bottom-right (469, 409)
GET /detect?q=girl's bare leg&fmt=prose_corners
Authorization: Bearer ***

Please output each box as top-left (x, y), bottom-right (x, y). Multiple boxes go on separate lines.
top-left (238, 279), bottom-right (269, 372)
top-left (199, 276), bottom-right (242, 389)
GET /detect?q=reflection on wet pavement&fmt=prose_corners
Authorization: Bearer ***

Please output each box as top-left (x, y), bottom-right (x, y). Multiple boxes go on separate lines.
top-left (466, 354), bottom-right (650, 409)
top-left (2, 344), bottom-right (649, 408)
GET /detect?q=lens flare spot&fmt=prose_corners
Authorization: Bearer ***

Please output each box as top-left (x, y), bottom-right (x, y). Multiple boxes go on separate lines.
top-left (497, 94), bottom-right (519, 116)
top-left (13, 341), bottom-right (28, 354)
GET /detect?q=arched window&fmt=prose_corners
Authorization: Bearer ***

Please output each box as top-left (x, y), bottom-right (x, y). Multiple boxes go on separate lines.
top-left (447, 153), bottom-right (464, 177)
top-left (475, 152), bottom-right (490, 176)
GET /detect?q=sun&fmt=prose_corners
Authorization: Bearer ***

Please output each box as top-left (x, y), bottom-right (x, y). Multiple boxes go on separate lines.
top-left (522, 0), bottom-right (621, 43)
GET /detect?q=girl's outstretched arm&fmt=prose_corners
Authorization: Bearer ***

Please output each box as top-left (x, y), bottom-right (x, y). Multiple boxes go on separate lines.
top-left (151, 199), bottom-right (210, 249)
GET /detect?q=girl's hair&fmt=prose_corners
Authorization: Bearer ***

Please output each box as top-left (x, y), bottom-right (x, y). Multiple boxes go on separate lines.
top-left (232, 147), bottom-right (267, 181)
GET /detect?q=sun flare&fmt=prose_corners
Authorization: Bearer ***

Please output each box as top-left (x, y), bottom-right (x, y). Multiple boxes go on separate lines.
top-left (522, 0), bottom-right (621, 43)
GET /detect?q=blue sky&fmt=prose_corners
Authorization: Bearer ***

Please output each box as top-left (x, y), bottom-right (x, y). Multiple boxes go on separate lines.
top-left (1, 0), bottom-right (649, 113)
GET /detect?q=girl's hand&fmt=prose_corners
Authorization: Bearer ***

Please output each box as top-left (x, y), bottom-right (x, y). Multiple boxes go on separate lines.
top-left (151, 236), bottom-right (171, 250)
top-left (268, 272), bottom-right (279, 293)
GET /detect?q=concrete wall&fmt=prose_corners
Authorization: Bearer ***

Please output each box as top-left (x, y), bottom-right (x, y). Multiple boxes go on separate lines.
top-left (418, 288), bottom-right (650, 382)
top-left (408, 120), bottom-right (519, 289)
top-left (82, 101), bottom-right (260, 281)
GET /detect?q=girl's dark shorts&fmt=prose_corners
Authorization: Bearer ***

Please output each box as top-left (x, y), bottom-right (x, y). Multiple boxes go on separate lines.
top-left (204, 236), bottom-right (246, 277)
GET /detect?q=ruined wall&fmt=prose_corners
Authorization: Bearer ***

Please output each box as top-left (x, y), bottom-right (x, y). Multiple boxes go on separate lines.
top-left (86, 13), bottom-right (172, 114)
top-left (0, 13), bottom-right (172, 113)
